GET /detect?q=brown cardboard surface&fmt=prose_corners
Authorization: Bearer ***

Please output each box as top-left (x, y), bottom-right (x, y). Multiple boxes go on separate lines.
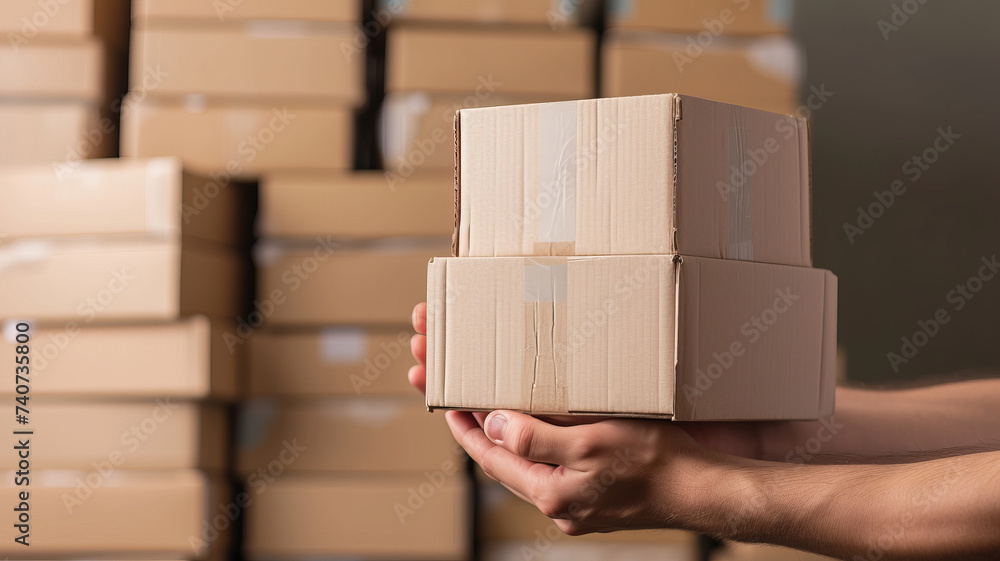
top-left (0, 469), bottom-right (223, 558)
top-left (244, 474), bottom-right (470, 560)
top-left (120, 96), bottom-right (353, 177)
top-left (0, 0), bottom-right (131, 54)
top-left (0, 401), bottom-right (226, 470)
top-left (237, 397), bottom-right (459, 474)
top-left (0, 237), bottom-right (246, 323)
top-left (259, 171), bottom-right (454, 239)
top-left (0, 316), bottom-right (238, 400)
top-left (134, 0), bottom-right (360, 23)
top-left (0, 158), bottom-right (250, 246)
top-left (602, 32), bottom-right (801, 115)
top-left (248, 327), bottom-right (416, 396)
top-left (386, 26), bottom-right (595, 98)
top-left (131, 23), bottom-right (364, 106)
top-left (457, 94), bottom-right (811, 267)
top-left (383, 0), bottom-right (596, 26)
top-left (255, 239), bottom-right (450, 326)
top-left (0, 101), bottom-right (104, 165)
top-left (0, 38), bottom-right (102, 102)
top-left (606, 0), bottom-right (792, 35)
top-left (426, 255), bottom-right (836, 420)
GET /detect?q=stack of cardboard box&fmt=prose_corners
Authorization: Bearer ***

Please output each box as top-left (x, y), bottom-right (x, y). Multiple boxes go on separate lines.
top-left (240, 172), bottom-right (466, 560)
top-left (0, 0), bottom-right (129, 164)
top-left (602, 0), bottom-right (801, 115)
top-left (0, 157), bottom-right (250, 558)
top-left (121, 0), bottom-right (362, 177)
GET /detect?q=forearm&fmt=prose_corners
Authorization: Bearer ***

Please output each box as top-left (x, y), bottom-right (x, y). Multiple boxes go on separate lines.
top-left (761, 379), bottom-right (1000, 461)
top-left (684, 450), bottom-right (1000, 560)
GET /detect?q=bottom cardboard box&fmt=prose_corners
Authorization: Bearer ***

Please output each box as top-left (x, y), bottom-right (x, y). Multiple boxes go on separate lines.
top-left (244, 474), bottom-right (471, 560)
top-left (427, 255), bottom-right (837, 420)
top-left (0, 101), bottom-right (107, 164)
top-left (0, 469), bottom-right (226, 559)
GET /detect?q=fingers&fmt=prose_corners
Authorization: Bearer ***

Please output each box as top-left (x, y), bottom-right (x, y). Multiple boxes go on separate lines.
top-left (412, 302), bottom-right (427, 334)
top-left (484, 410), bottom-right (590, 467)
top-left (407, 364), bottom-right (426, 395)
top-left (410, 333), bottom-right (426, 365)
top-left (445, 410), bottom-right (554, 500)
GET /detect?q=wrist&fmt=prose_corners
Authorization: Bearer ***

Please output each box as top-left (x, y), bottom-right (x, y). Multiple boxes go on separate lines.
top-left (663, 450), bottom-right (763, 536)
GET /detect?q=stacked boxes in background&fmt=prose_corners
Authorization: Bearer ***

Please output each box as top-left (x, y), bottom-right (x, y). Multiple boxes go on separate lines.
top-left (241, 171), bottom-right (466, 560)
top-left (0, 0), bottom-right (129, 164)
top-left (602, 0), bottom-right (802, 114)
top-left (121, 0), bottom-right (362, 176)
top-left (0, 158), bottom-right (250, 557)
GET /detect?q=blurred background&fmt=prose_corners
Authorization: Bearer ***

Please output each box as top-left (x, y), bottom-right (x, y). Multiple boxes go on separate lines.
top-left (0, 0), bottom-right (997, 560)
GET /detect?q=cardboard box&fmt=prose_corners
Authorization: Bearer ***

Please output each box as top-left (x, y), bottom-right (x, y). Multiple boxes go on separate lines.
top-left (377, 0), bottom-right (597, 26)
top-left (606, 0), bottom-right (792, 35)
top-left (386, 26), bottom-right (595, 99)
top-left (0, 401), bottom-right (226, 470)
top-left (0, 237), bottom-right (246, 322)
top-left (0, 0), bottom-right (131, 54)
top-left (134, 0), bottom-right (360, 23)
top-left (132, 23), bottom-right (364, 106)
top-left (238, 397), bottom-right (458, 474)
top-left (602, 33), bottom-right (802, 115)
top-left (0, 38), bottom-right (102, 102)
top-left (0, 158), bottom-right (250, 246)
top-left (457, 94), bottom-right (811, 266)
top-left (248, 328), bottom-right (416, 396)
top-left (0, 470), bottom-right (224, 558)
top-left (255, 239), bottom-right (450, 326)
top-left (120, 96), bottom-right (353, 177)
top-left (0, 316), bottom-right (238, 399)
top-left (0, 101), bottom-right (104, 165)
top-left (259, 171), bottom-right (454, 240)
top-left (426, 255), bottom-right (837, 420)
top-left (244, 475), bottom-right (470, 560)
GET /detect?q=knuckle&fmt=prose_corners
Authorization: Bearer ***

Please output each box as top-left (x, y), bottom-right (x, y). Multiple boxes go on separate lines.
top-left (510, 424), bottom-right (535, 458)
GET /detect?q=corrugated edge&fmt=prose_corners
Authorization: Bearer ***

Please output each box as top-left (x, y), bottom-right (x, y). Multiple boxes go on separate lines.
top-left (425, 257), bottom-right (446, 409)
top-left (798, 116), bottom-right (813, 267)
top-left (817, 270), bottom-right (838, 417)
top-left (670, 94), bottom-right (681, 253)
top-left (673, 254), bottom-right (698, 421)
top-left (452, 112), bottom-right (462, 258)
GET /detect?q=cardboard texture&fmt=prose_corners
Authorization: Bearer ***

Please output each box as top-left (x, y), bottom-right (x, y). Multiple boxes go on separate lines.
top-left (133, 0), bottom-right (361, 23)
top-left (248, 328), bottom-right (416, 396)
top-left (237, 397), bottom-right (459, 474)
top-left (602, 33), bottom-right (802, 115)
top-left (0, 38), bottom-right (102, 102)
top-left (426, 255), bottom-right (837, 420)
top-left (0, 237), bottom-right (246, 323)
top-left (0, 470), bottom-right (223, 558)
top-left (457, 94), bottom-right (811, 267)
top-left (0, 401), bottom-right (227, 470)
top-left (120, 96), bottom-right (353, 177)
top-left (606, 0), bottom-right (793, 35)
top-left (131, 23), bottom-right (364, 106)
top-left (244, 475), bottom-right (470, 560)
top-left (0, 158), bottom-right (249, 246)
top-left (256, 239), bottom-right (450, 326)
top-left (379, 0), bottom-right (596, 26)
top-left (0, 101), bottom-right (104, 165)
top-left (386, 26), bottom-right (596, 99)
top-left (0, 316), bottom-right (238, 400)
top-left (259, 171), bottom-right (454, 239)
top-left (0, 0), bottom-right (131, 54)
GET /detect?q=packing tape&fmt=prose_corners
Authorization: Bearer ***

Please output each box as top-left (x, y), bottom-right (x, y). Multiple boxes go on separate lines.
top-left (318, 327), bottom-right (368, 363)
top-left (0, 239), bottom-right (53, 274)
top-left (523, 258), bottom-right (569, 413)
top-left (144, 158), bottom-right (175, 236)
top-left (728, 127), bottom-right (754, 260)
top-left (536, 102), bottom-right (577, 256)
top-left (746, 36), bottom-right (802, 84)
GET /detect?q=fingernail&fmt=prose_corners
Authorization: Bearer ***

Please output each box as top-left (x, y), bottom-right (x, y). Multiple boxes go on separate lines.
top-left (486, 413), bottom-right (507, 443)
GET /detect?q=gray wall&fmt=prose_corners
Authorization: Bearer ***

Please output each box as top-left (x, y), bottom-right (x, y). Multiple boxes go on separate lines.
top-left (794, 1), bottom-right (1000, 384)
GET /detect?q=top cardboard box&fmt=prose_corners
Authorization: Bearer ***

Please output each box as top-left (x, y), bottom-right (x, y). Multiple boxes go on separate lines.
top-left (133, 0), bottom-right (360, 23)
top-left (0, 157), bottom-right (250, 247)
top-left (456, 94), bottom-right (811, 266)
top-left (606, 0), bottom-right (792, 35)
